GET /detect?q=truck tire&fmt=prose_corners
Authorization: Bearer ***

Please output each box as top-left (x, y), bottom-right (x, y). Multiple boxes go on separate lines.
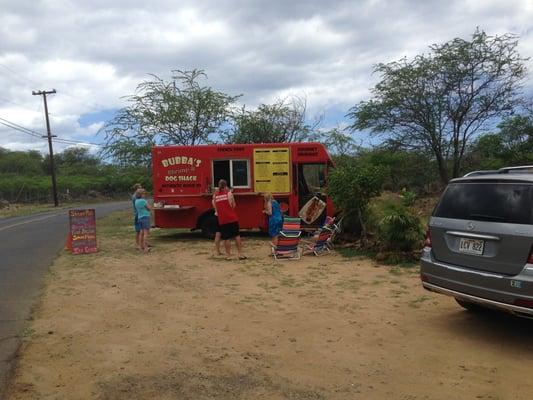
top-left (200, 214), bottom-right (218, 239)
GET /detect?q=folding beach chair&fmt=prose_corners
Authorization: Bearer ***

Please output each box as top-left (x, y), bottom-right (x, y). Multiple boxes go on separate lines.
top-left (323, 216), bottom-right (342, 249)
top-left (271, 217), bottom-right (302, 260)
top-left (279, 217), bottom-right (301, 233)
top-left (303, 227), bottom-right (332, 256)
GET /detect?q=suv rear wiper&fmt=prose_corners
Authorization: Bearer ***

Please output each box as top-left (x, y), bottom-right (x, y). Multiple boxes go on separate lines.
top-left (469, 213), bottom-right (505, 221)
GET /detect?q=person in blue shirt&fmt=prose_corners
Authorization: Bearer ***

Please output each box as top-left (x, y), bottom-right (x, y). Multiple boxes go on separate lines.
top-left (134, 189), bottom-right (152, 253)
top-left (132, 183), bottom-right (142, 250)
top-left (263, 193), bottom-right (283, 246)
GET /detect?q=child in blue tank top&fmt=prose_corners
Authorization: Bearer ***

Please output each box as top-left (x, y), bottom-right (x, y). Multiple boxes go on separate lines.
top-left (263, 193), bottom-right (283, 245)
top-left (134, 189), bottom-right (152, 253)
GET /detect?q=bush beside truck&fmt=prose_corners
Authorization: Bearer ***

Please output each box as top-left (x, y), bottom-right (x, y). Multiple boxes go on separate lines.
top-left (328, 161), bottom-right (425, 263)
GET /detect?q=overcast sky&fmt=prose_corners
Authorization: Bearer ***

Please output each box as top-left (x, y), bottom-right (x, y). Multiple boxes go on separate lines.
top-left (1, 0), bottom-right (533, 153)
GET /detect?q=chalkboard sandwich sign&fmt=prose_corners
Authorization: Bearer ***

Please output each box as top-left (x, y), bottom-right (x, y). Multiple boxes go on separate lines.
top-left (68, 209), bottom-right (97, 254)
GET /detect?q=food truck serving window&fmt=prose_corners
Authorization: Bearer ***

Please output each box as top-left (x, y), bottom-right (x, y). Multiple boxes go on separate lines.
top-left (300, 164), bottom-right (326, 193)
top-left (213, 159), bottom-right (250, 188)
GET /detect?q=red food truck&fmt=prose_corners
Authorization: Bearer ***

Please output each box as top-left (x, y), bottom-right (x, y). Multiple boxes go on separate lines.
top-left (152, 142), bottom-right (335, 237)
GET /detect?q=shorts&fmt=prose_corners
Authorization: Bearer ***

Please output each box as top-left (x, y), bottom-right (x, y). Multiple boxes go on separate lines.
top-left (138, 216), bottom-right (151, 230)
top-left (134, 215), bottom-right (141, 233)
top-left (220, 221), bottom-right (240, 240)
top-left (268, 217), bottom-right (283, 237)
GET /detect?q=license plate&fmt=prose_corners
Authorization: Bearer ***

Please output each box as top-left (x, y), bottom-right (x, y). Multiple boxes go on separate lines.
top-left (459, 238), bottom-right (484, 255)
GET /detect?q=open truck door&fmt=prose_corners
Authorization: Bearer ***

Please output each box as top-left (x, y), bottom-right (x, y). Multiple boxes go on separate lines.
top-left (296, 162), bottom-right (329, 230)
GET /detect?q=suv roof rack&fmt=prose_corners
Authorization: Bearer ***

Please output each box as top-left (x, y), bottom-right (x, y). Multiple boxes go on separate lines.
top-left (463, 170), bottom-right (499, 177)
top-left (498, 165), bottom-right (533, 174)
top-left (463, 166), bottom-right (533, 177)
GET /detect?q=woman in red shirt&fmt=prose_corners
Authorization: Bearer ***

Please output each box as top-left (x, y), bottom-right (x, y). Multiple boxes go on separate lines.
top-left (212, 179), bottom-right (246, 260)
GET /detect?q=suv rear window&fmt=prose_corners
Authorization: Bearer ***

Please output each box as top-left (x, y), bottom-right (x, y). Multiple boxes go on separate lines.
top-left (434, 182), bottom-right (533, 224)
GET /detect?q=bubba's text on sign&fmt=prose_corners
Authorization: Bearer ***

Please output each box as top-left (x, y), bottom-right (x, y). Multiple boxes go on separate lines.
top-left (69, 209), bottom-right (97, 254)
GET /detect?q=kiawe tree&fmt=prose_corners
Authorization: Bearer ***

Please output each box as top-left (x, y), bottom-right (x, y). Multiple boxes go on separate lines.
top-left (467, 109), bottom-right (533, 169)
top-left (101, 69), bottom-right (240, 165)
top-left (320, 128), bottom-right (359, 158)
top-left (495, 112), bottom-right (533, 164)
top-left (348, 29), bottom-right (527, 183)
top-left (224, 96), bottom-right (320, 144)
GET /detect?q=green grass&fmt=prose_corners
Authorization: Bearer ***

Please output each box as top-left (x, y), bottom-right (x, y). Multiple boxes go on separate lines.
top-left (279, 276), bottom-right (298, 287)
top-left (0, 199), bottom-right (122, 219)
top-left (257, 282), bottom-right (278, 292)
top-left (381, 254), bottom-right (418, 268)
top-left (408, 295), bottom-right (430, 308)
top-left (335, 278), bottom-right (362, 293)
top-left (21, 327), bottom-right (35, 338)
top-left (0, 203), bottom-right (60, 218)
top-left (337, 247), bottom-right (377, 259)
top-left (338, 246), bottom-right (419, 268)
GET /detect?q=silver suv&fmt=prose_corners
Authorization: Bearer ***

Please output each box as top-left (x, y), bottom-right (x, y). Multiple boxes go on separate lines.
top-left (420, 166), bottom-right (533, 318)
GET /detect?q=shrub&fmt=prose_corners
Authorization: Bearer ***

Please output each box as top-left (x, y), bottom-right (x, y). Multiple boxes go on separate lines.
top-left (366, 192), bottom-right (400, 234)
top-left (376, 203), bottom-right (424, 252)
top-left (328, 164), bottom-right (384, 240)
top-left (399, 188), bottom-right (416, 206)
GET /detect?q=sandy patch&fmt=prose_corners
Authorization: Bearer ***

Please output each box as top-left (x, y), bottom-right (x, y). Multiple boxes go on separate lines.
top-left (6, 216), bottom-right (533, 399)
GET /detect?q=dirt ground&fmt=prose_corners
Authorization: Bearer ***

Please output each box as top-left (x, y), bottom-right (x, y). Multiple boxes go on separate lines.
top-left (6, 211), bottom-right (533, 400)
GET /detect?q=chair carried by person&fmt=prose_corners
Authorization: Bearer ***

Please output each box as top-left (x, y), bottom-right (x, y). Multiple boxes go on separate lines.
top-left (271, 217), bottom-right (302, 260)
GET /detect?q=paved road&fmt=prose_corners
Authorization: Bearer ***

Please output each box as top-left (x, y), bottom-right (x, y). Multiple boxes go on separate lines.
top-left (0, 202), bottom-right (130, 399)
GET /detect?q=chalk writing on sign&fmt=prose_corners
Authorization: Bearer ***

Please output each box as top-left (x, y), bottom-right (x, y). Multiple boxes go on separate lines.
top-left (69, 209), bottom-right (97, 254)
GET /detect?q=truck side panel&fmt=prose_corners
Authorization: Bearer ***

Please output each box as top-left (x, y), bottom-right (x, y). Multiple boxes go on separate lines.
top-left (151, 143), bottom-right (335, 232)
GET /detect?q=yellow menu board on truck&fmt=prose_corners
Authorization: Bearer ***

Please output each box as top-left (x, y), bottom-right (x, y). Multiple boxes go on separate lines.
top-left (253, 147), bottom-right (290, 193)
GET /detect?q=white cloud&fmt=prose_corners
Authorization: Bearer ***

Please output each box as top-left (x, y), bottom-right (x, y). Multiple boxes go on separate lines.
top-left (0, 0), bottom-right (532, 152)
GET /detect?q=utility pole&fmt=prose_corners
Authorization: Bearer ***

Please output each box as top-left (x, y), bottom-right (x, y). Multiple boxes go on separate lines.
top-left (32, 89), bottom-right (59, 207)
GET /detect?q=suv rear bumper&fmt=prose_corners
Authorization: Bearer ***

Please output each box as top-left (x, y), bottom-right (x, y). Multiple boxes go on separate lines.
top-left (422, 281), bottom-right (533, 318)
top-left (420, 248), bottom-right (533, 318)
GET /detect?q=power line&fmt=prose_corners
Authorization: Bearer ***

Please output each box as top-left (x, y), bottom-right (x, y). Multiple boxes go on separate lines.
top-left (0, 120), bottom-right (40, 137)
top-left (0, 115), bottom-right (101, 146)
top-left (0, 63), bottom-right (41, 87)
top-left (0, 96), bottom-right (42, 113)
top-left (0, 121), bottom-right (93, 145)
top-left (0, 116), bottom-right (45, 137)
top-left (53, 138), bottom-right (101, 146)
top-left (0, 64), bottom-right (38, 85)
top-left (0, 120), bottom-right (42, 139)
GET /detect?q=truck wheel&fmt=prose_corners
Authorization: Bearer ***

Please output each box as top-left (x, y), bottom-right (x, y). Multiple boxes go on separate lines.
top-left (200, 215), bottom-right (218, 239)
top-left (455, 298), bottom-right (485, 313)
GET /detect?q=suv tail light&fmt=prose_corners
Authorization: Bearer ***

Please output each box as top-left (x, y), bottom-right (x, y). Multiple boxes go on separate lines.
top-left (424, 226), bottom-right (432, 248)
top-left (528, 246), bottom-right (533, 264)
top-left (514, 298), bottom-right (533, 309)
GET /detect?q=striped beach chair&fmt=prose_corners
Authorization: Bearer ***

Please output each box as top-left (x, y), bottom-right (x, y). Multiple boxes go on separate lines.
top-left (280, 217), bottom-right (301, 235)
top-left (272, 217), bottom-right (302, 260)
top-left (303, 227), bottom-right (332, 256)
